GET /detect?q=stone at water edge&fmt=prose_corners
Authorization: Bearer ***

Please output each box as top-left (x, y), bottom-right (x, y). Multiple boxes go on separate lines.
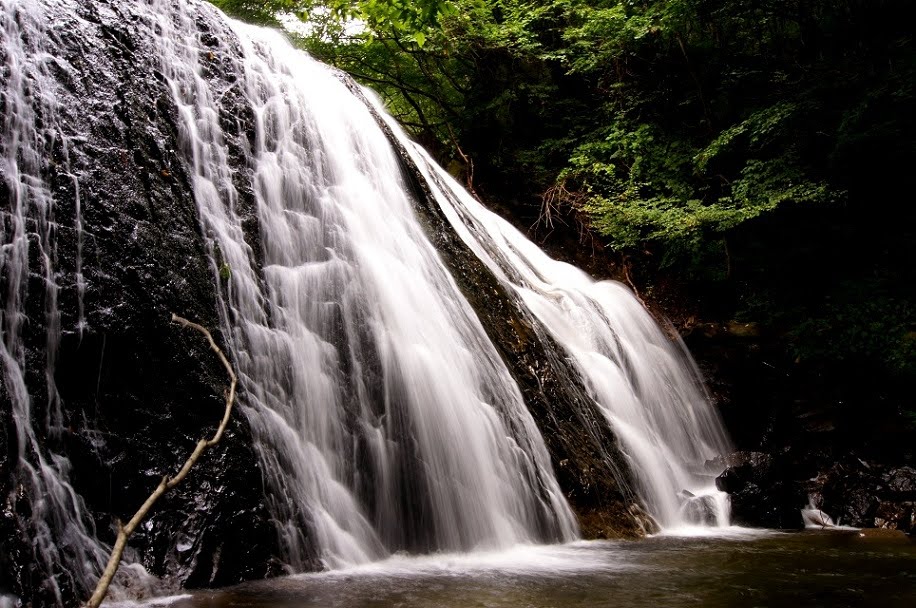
top-left (874, 501), bottom-right (915, 534)
top-left (883, 466), bottom-right (916, 497)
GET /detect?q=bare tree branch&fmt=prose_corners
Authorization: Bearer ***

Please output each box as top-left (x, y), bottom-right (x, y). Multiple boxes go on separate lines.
top-left (84, 314), bottom-right (237, 608)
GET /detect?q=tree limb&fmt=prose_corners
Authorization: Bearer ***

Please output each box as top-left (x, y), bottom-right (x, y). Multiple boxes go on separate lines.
top-left (84, 314), bottom-right (237, 608)
top-left (446, 123), bottom-right (479, 198)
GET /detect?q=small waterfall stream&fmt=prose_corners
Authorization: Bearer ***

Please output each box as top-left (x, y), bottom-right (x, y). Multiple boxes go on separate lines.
top-left (1, 0), bottom-right (733, 604)
top-left (0, 0), bottom-right (110, 602)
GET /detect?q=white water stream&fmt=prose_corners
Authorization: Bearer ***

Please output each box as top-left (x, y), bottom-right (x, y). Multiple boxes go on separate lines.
top-left (0, 0), bottom-right (110, 602)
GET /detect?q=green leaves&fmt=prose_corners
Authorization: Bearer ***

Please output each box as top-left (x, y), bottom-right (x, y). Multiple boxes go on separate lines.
top-left (792, 290), bottom-right (916, 376)
top-left (556, 104), bottom-right (840, 256)
top-left (695, 102), bottom-right (799, 173)
top-left (214, 1), bottom-right (456, 40)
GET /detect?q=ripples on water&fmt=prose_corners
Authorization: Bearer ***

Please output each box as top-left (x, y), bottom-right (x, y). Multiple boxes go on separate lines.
top-left (120, 531), bottom-right (915, 608)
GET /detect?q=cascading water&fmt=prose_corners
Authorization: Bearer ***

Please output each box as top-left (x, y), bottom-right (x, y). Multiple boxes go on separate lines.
top-left (145, 0), bottom-right (577, 571)
top-left (382, 129), bottom-right (734, 530)
top-left (149, 0), bottom-right (732, 542)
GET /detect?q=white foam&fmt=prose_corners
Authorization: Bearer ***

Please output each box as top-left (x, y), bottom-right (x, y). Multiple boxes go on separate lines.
top-left (652, 525), bottom-right (778, 539)
top-left (293, 541), bottom-right (643, 580)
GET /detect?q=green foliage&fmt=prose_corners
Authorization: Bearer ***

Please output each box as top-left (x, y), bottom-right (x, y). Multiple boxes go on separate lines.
top-left (214, 0), bottom-right (452, 31)
top-left (211, 0), bottom-right (295, 25)
top-left (695, 102), bottom-right (800, 173)
top-left (557, 111), bottom-right (837, 256)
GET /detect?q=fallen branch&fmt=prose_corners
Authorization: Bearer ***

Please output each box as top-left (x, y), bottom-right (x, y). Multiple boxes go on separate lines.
top-left (532, 179), bottom-right (586, 234)
top-left (84, 314), bottom-right (237, 608)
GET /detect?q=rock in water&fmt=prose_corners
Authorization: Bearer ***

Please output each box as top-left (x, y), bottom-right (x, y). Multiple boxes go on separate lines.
top-left (715, 451), bottom-right (806, 528)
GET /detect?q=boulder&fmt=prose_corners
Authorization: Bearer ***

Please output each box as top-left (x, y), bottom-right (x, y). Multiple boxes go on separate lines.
top-left (818, 462), bottom-right (883, 528)
top-left (715, 451), bottom-right (806, 528)
top-left (883, 466), bottom-right (916, 498)
top-left (679, 493), bottom-right (720, 526)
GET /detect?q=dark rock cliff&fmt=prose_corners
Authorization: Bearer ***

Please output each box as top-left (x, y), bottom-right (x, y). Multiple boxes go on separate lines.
top-left (685, 310), bottom-right (915, 532)
top-left (1, 1), bottom-right (277, 605)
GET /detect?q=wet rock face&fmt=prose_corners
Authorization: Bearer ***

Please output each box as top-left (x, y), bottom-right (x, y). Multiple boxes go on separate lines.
top-left (816, 464), bottom-right (916, 531)
top-left (1, 0), bottom-right (277, 604)
top-left (884, 466), bottom-right (916, 497)
top-left (818, 466), bottom-right (883, 528)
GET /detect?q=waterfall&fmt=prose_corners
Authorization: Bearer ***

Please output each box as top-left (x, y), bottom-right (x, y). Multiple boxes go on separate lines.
top-left (2, 0), bottom-right (734, 603)
top-left (145, 0), bottom-right (732, 539)
top-left (377, 124), bottom-right (734, 530)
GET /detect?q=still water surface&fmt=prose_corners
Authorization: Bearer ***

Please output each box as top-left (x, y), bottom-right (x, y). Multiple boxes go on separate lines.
top-left (156, 530), bottom-right (914, 608)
